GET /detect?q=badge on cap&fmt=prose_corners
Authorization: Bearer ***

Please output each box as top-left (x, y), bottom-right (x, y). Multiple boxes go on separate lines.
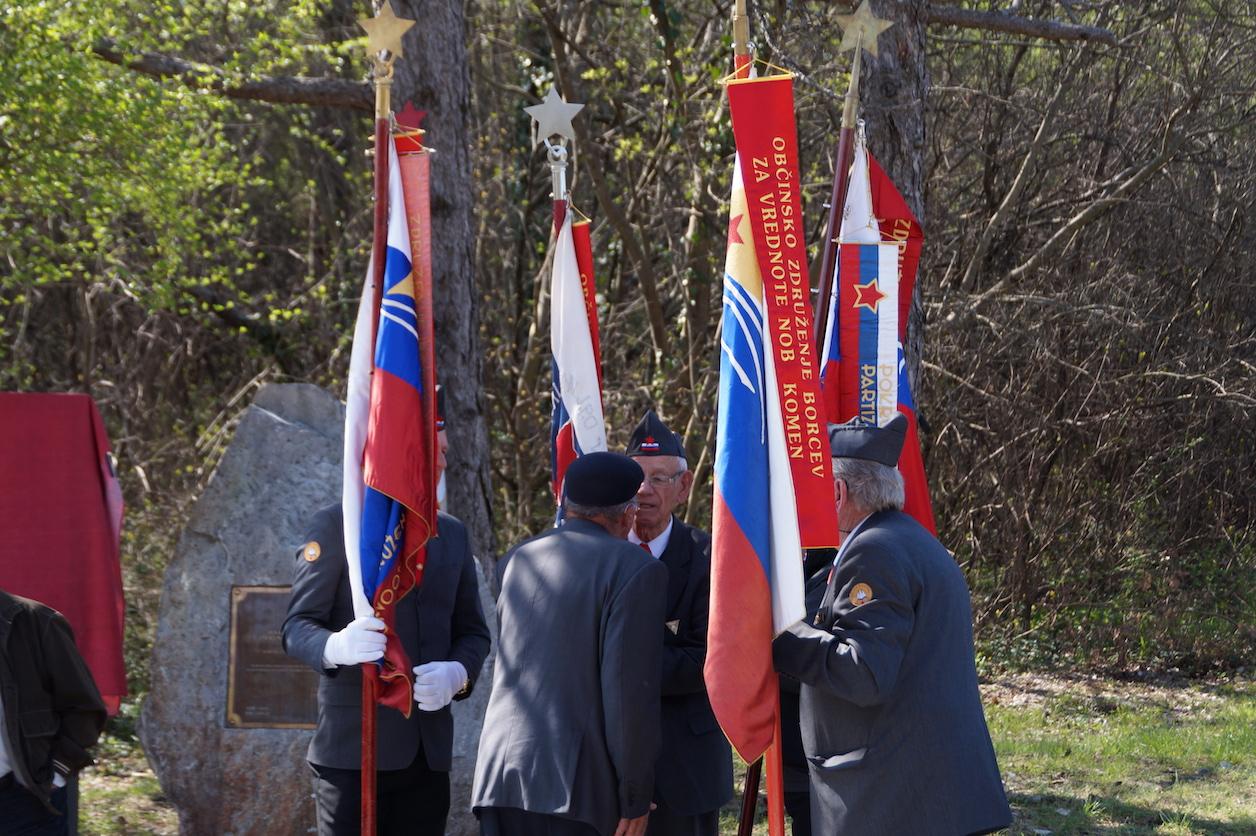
top-left (641, 435), bottom-right (661, 452)
top-left (303, 542), bottom-right (321, 563)
top-left (849, 582), bottom-right (873, 607)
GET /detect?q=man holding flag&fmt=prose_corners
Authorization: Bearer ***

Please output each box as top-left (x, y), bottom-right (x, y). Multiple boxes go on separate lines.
top-left (284, 381), bottom-right (490, 836)
top-left (772, 416), bottom-right (1011, 836)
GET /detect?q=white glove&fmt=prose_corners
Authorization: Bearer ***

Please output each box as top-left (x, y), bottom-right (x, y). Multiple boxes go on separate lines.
top-left (322, 616), bottom-right (386, 668)
top-left (412, 661), bottom-right (468, 712)
top-left (53, 772), bottom-right (67, 789)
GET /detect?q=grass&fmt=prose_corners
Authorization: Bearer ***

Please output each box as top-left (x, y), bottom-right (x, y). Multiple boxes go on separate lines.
top-left (720, 674), bottom-right (1255, 835)
top-left (76, 675), bottom-right (1253, 835)
top-left (987, 674), bottom-right (1255, 835)
top-left (77, 701), bottom-right (178, 836)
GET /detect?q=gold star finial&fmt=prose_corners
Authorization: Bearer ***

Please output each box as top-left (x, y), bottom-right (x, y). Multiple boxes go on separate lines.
top-left (523, 86), bottom-right (584, 145)
top-left (836, 1), bottom-right (893, 57)
top-left (359, 1), bottom-right (415, 59)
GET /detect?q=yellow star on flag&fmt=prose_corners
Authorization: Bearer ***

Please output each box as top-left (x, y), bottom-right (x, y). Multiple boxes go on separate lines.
top-left (359, 1), bottom-right (415, 58)
top-left (836, 1), bottom-right (893, 57)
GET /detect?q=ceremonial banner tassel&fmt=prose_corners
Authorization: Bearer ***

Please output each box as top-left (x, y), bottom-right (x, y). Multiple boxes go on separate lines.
top-left (706, 59), bottom-right (803, 836)
top-left (395, 126), bottom-right (439, 525)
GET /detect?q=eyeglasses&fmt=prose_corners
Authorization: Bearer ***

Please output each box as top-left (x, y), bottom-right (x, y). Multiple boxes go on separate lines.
top-left (641, 471), bottom-right (685, 489)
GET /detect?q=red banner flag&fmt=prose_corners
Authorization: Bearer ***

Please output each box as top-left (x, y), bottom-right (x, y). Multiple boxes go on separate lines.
top-left (571, 219), bottom-right (602, 387)
top-left (727, 73), bottom-right (838, 548)
top-left (867, 153), bottom-right (924, 337)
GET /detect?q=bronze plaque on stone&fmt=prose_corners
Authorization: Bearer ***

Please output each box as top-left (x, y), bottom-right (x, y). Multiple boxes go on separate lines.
top-left (226, 585), bottom-right (318, 729)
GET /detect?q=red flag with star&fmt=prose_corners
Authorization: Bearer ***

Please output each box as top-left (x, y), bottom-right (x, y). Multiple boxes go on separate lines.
top-left (834, 242), bottom-right (936, 532)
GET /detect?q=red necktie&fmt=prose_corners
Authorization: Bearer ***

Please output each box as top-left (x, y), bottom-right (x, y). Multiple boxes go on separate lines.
top-left (639, 542), bottom-right (652, 554)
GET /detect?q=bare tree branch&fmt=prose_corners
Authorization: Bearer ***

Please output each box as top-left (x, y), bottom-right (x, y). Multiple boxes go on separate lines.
top-left (923, 6), bottom-right (1118, 46)
top-left (91, 37), bottom-right (371, 111)
top-left (535, 1), bottom-right (672, 357)
top-left (959, 62), bottom-right (1075, 291)
top-left (997, 104), bottom-right (1192, 286)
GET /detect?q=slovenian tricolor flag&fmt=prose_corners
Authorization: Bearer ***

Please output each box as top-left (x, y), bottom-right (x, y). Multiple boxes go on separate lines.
top-left (549, 207), bottom-right (606, 500)
top-left (705, 150), bottom-right (805, 763)
top-left (820, 129), bottom-right (936, 533)
top-left (343, 140), bottom-right (433, 716)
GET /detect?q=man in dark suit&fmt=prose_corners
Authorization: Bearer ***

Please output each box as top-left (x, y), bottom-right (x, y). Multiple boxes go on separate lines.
top-left (473, 452), bottom-right (668, 836)
top-left (283, 388), bottom-right (491, 836)
top-left (624, 410), bottom-right (732, 836)
top-left (777, 547), bottom-right (835, 836)
top-left (773, 415), bottom-right (1012, 836)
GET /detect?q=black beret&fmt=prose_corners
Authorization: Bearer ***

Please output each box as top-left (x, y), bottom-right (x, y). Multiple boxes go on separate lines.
top-left (827, 414), bottom-right (908, 466)
top-left (435, 384), bottom-right (446, 431)
top-left (564, 452), bottom-right (644, 507)
top-left (625, 409), bottom-right (685, 459)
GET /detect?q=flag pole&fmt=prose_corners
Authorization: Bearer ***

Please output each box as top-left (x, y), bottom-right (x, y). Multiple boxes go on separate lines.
top-left (549, 143), bottom-right (569, 230)
top-left (362, 59), bottom-right (390, 836)
top-left (357, 2), bottom-right (415, 832)
top-left (814, 1), bottom-right (894, 348)
top-left (729, 6), bottom-right (766, 833)
top-left (736, 756), bottom-right (761, 836)
top-left (732, 0), bottom-right (750, 75)
top-left (812, 32), bottom-right (862, 350)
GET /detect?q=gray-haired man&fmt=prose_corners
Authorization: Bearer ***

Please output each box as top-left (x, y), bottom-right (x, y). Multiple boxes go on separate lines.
top-left (772, 415), bottom-right (1012, 836)
top-left (474, 452), bottom-right (668, 836)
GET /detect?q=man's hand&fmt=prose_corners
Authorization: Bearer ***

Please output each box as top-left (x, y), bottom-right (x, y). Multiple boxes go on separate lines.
top-left (412, 660), bottom-right (468, 711)
top-left (613, 812), bottom-right (650, 836)
top-left (321, 616), bottom-right (386, 668)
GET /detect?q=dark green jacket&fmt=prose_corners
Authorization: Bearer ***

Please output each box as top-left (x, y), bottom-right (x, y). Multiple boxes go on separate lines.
top-left (0, 589), bottom-right (107, 812)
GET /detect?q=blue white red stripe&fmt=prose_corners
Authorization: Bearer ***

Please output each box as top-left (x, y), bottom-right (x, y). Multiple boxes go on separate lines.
top-left (343, 141), bottom-right (428, 616)
top-left (706, 153), bottom-right (804, 763)
top-left (549, 209), bottom-right (606, 499)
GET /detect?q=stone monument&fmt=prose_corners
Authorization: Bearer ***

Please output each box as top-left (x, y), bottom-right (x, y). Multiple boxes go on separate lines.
top-left (140, 383), bottom-right (495, 835)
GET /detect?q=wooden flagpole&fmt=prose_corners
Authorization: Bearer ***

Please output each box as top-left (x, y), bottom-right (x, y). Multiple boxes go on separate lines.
top-left (813, 0), bottom-right (894, 349)
top-left (730, 4), bottom-right (770, 835)
top-left (362, 77), bottom-right (389, 836)
top-left (812, 36), bottom-right (862, 350)
top-left (357, 4), bottom-right (414, 833)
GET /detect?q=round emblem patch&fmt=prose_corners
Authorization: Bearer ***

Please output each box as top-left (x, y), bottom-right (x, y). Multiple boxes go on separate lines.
top-left (303, 542), bottom-right (321, 563)
top-left (849, 582), bottom-right (873, 607)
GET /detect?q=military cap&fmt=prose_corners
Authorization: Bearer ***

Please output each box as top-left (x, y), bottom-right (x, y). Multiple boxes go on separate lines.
top-left (625, 409), bottom-right (686, 459)
top-left (435, 384), bottom-right (446, 431)
top-left (827, 414), bottom-right (908, 466)
top-left (564, 452), bottom-right (644, 507)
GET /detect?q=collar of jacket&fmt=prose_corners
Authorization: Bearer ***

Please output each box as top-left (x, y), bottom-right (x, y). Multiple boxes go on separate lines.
top-left (0, 590), bottom-right (22, 641)
top-left (562, 516), bottom-right (618, 538)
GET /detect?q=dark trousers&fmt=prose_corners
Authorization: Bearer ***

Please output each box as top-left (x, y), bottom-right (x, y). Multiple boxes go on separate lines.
top-left (0, 775), bottom-right (68, 836)
top-left (310, 748), bottom-right (449, 836)
top-left (478, 807), bottom-right (599, 836)
top-left (783, 790), bottom-right (811, 836)
top-left (644, 803), bottom-right (718, 836)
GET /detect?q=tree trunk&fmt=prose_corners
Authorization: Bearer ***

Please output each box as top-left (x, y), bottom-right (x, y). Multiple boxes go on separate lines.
top-left (861, 0), bottom-right (929, 418)
top-left (391, 0), bottom-right (495, 560)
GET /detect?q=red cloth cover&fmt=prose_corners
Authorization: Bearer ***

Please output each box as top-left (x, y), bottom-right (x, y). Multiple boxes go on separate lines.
top-left (0, 393), bottom-right (127, 713)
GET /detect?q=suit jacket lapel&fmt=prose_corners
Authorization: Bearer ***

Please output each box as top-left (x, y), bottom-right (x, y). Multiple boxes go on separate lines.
top-left (658, 517), bottom-right (691, 618)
